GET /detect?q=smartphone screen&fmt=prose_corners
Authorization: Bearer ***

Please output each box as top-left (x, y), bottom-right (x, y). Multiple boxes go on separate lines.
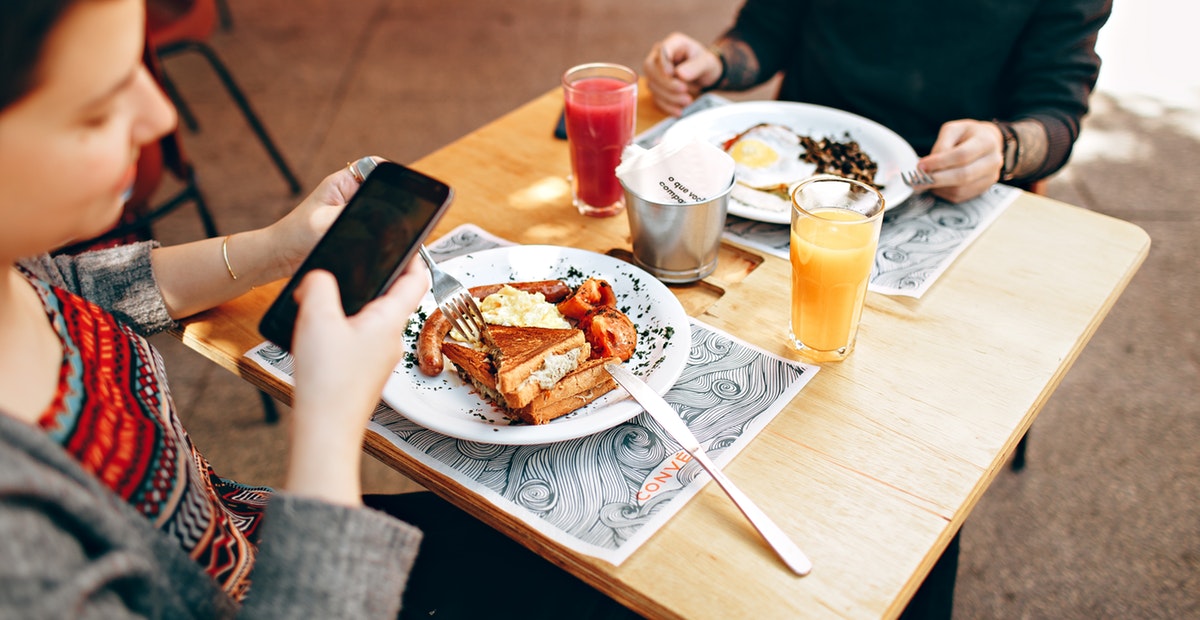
top-left (259, 161), bottom-right (453, 350)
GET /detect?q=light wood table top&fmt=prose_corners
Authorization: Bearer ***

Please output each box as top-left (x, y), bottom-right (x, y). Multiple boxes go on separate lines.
top-left (177, 86), bottom-right (1150, 618)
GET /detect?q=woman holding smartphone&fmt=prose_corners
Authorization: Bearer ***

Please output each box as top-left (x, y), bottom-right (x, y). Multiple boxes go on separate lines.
top-left (0, 0), bottom-right (432, 615)
top-left (0, 1), bottom-right (638, 617)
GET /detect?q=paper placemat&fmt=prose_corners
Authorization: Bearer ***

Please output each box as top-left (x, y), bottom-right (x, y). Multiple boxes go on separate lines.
top-left (635, 96), bottom-right (1021, 298)
top-left (723, 184), bottom-right (1021, 298)
top-left (633, 92), bottom-right (733, 149)
top-left (369, 318), bottom-right (814, 564)
top-left (246, 225), bottom-right (818, 564)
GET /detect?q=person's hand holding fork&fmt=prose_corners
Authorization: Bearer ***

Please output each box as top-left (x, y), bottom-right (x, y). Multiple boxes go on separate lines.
top-left (914, 119), bottom-right (1006, 203)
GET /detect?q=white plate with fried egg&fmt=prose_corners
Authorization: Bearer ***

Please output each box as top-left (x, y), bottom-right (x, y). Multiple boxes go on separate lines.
top-left (662, 101), bottom-right (918, 224)
top-left (383, 245), bottom-right (691, 445)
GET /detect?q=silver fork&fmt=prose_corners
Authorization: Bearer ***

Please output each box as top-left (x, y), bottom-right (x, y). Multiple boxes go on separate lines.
top-left (900, 168), bottom-right (935, 187)
top-left (417, 245), bottom-right (489, 342)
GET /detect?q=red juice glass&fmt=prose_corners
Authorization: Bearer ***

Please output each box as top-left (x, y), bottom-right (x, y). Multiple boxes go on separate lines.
top-left (562, 63), bottom-right (637, 217)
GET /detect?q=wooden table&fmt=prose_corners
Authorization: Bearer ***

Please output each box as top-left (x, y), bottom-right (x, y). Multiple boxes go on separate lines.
top-left (178, 86), bottom-right (1150, 618)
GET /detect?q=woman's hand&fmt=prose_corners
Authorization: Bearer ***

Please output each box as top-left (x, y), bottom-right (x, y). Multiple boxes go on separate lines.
top-left (915, 120), bottom-right (1004, 203)
top-left (152, 158), bottom-right (388, 319)
top-left (266, 157), bottom-right (386, 278)
top-left (643, 33), bottom-right (723, 116)
top-left (283, 261), bottom-right (429, 506)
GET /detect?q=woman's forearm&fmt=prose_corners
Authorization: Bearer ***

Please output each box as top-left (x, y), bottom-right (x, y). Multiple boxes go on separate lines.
top-left (284, 410), bottom-right (365, 508)
top-left (150, 227), bottom-right (294, 319)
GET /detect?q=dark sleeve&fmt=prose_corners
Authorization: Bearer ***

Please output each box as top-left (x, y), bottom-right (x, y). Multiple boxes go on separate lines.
top-left (1002, 0), bottom-right (1112, 179)
top-left (238, 493), bottom-right (423, 619)
top-left (723, 0), bottom-right (809, 87)
top-left (20, 242), bottom-right (176, 336)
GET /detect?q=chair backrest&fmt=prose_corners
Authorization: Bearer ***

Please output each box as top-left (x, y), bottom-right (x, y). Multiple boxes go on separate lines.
top-left (142, 44), bottom-right (191, 181)
top-left (147, 0), bottom-right (218, 48)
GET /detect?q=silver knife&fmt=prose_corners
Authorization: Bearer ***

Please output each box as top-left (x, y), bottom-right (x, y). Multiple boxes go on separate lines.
top-left (604, 363), bottom-right (813, 576)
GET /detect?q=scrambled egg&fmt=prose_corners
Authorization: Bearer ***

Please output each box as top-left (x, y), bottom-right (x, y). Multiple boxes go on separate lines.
top-left (479, 285), bottom-right (570, 329)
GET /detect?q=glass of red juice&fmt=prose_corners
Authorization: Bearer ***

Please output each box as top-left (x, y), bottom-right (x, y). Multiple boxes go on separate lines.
top-left (562, 63), bottom-right (637, 217)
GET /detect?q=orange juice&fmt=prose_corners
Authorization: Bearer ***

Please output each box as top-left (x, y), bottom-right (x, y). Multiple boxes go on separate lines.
top-left (789, 206), bottom-right (881, 360)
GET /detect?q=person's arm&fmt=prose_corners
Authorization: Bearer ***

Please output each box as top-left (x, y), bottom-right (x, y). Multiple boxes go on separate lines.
top-left (643, 0), bottom-right (804, 115)
top-left (0, 446), bottom-right (420, 619)
top-left (151, 164), bottom-right (367, 319)
top-left (718, 0), bottom-right (805, 90)
top-left (282, 263), bottom-right (429, 507)
top-left (23, 243), bottom-right (176, 335)
top-left (918, 0), bottom-right (1110, 201)
top-left (1000, 0), bottom-right (1110, 181)
top-left (246, 249), bottom-right (429, 616)
top-left (240, 493), bottom-right (422, 618)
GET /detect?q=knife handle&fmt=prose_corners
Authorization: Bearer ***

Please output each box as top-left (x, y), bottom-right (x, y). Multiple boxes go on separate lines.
top-left (691, 450), bottom-right (813, 576)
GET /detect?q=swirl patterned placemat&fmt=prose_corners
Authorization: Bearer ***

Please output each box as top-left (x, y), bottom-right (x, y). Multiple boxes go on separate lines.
top-left (367, 318), bottom-right (815, 564)
top-left (246, 224), bottom-right (818, 564)
top-left (722, 183), bottom-right (1021, 298)
top-left (632, 96), bottom-right (1021, 299)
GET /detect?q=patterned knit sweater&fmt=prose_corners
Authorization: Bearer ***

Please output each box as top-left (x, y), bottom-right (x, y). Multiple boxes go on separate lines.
top-left (2, 243), bottom-right (421, 618)
top-left (27, 266), bottom-right (269, 599)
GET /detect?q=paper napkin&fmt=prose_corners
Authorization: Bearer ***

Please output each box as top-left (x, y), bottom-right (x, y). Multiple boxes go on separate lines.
top-left (616, 138), bottom-right (735, 204)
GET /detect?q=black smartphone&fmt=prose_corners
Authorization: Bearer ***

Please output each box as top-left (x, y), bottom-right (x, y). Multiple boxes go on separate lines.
top-left (258, 160), bottom-right (453, 350)
top-left (554, 107), bottom-right (568, 140)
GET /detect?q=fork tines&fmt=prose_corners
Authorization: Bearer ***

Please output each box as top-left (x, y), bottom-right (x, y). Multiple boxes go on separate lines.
top-left (446, 293), bottom-right (489, 343)
top-left (901, 168), bottom-right (935, 187)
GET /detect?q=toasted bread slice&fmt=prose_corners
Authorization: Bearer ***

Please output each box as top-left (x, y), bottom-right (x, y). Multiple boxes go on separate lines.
top-left (441, 342), bottom-right (495, 387)
top-left (441, 341), bottom-right (504, 404)
top-left (512, 356), bottom-right (619, 425)
top-left (488, 325), bottom-right (590, 409)
top-left (442, 335), bottom-right (617, 425)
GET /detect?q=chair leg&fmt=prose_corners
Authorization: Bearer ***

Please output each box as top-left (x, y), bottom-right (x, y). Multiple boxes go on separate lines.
top-left (157, 67), bottom-right (201, 132)
top-left (157, 40), bottom-right (303, 195)
top-left (215, 0), bottom-right (234, 30)
top-left (182, 175), bottom-right (280, 425)
top-left (259, 390), bottom-right (280, 424)
top-left (185, 172), bottom-right (221, 239)
top-left (900, 530), bottom-right (959, 620)
top-left (1011, 431), bottom-right (1029, 472)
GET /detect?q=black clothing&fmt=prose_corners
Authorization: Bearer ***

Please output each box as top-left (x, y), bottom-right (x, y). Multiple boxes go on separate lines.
top-left (726, 0), bottom-right (1111, 182)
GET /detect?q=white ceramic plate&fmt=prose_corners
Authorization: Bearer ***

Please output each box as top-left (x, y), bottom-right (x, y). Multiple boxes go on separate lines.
top-left (662, 101), bottom-right (918, 224)
top-left (383, 246), bottom-right (691, 445)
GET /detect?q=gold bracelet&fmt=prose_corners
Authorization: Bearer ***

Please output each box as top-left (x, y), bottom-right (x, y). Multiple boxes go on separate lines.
top-left (221, 234), bottom-right (239, 281)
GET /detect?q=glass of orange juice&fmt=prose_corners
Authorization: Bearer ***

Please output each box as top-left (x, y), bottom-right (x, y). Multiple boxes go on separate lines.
top-left (788, 175), bottom-right (885, 363)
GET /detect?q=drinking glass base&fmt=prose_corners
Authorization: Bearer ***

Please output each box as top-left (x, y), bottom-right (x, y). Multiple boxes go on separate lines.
top-left (788, 330), bottom-right (853, 364)
top-left (632, 256), bottom-right (717, 284)
top-left (574, 196), bottom-right (625, 217)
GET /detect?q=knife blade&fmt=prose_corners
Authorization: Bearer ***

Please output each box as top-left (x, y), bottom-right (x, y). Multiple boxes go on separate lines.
top-left (604, 363), bottom-right (812, 576)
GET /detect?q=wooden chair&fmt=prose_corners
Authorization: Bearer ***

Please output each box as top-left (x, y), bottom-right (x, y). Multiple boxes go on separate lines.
top-left (58, 43), bottom-right (282, 424)
top-left (215, 0), bottom-right (232, 29)
top-left (57, 133), bottom-right (214, 254)
top-left (57, 127), bottom-right (282, 425)
top-left (147, 0), bottom-right (301, 195)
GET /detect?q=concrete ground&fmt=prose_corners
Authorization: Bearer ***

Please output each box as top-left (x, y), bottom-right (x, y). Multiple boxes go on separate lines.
top-left (144, 1), bottom-right (1197, 617)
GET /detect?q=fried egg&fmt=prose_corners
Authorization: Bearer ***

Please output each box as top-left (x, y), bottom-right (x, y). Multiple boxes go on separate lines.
top-left (724, 123), bottom-right (817, 190)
